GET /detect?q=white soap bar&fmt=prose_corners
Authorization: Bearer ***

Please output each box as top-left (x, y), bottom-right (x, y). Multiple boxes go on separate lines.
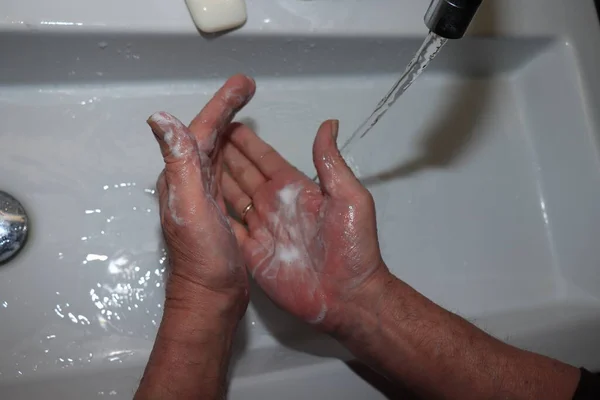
top-left (185, 0), bottom-right (247, 33)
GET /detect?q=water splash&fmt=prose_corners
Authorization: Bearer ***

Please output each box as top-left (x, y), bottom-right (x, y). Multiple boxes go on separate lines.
top-left (340, 32), bottom-right (447, 156)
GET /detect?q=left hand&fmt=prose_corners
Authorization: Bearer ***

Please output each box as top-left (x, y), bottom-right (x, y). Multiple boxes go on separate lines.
top-left (220, 119), bottom-right (388, 329)
top-left (147, 75), bottom-right (256, 319)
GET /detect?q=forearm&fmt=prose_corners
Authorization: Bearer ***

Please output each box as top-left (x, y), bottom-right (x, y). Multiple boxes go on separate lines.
top-left (334, 270), bottom-right (580, 400)
top-left (135, 304), bottom-right (239, 400)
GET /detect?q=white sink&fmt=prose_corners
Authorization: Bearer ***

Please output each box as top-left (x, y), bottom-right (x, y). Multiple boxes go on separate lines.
top-left (2, 0), bottom-right (600, 398)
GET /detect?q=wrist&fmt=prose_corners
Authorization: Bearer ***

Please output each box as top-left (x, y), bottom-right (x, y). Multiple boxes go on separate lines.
top-left (165, 272), bottom-right (249, 323)
top-left (326, 266), bottom-right (436, 349)
top-left (137, 297), bottom-right (241, 400)
top-left (327, 266), bottom-right (450, 379)
top-left (156, 305), bottom-right (240, 348)
top-left (323, 264), bottom-right (398, 340)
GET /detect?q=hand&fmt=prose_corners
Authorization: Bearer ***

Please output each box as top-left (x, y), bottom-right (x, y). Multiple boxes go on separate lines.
top-left (221, 119), bottom-right (390, 329)
top-left (137, 76), bottom-right (257, 400)
top-left (148, 74), bottom-right (256, 319)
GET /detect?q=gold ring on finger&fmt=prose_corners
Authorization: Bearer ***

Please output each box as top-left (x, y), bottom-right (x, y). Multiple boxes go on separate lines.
top-left (241, 202), bottom-right (254, 223)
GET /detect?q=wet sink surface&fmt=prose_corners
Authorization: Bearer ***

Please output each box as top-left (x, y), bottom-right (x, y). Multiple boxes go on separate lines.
top-left (2, 0), bottom-right (600, 398)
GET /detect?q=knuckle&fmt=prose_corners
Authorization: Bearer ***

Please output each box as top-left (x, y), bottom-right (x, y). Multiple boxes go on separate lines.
top-left (259, 147), bottom-right (277, 161)
top-left (354, 189), bottom-right (375, 209)
top-left (234, 129), bottom-right (252, 148)
top-left (229, 162), bottom-right (246, 178)
top-left (238, 167), bottom-right (254, 183)
top-left (156, 180), bottom-right (167, 198)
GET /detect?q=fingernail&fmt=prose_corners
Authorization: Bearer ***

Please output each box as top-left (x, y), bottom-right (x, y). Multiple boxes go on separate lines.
top-left (147, 119), bottom-right (162, 141)
top-left (331, 120), bottom-right (339, 141)
top-left (147, 113), bottom-right (160, 127)
top-left (245, 75), bottom-right (256, 86)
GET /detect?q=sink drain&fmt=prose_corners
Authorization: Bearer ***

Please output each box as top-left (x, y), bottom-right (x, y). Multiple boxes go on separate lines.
top-left (0, 191), bottom-right (29, 263)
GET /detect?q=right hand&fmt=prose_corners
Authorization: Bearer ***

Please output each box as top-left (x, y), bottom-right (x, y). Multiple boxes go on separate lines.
top-left (147, 75), bottom-right (256, 320)
top-left (221, 119), bottom-right (391, 331)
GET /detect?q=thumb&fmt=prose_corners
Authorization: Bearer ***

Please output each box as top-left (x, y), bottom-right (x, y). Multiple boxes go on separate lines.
top-left (148, 112), bottom-right (209, 225)
top-left (312, 120), bottom-right (364, 199)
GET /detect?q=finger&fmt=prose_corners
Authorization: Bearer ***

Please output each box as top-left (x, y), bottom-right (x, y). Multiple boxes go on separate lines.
top-left (189, 74), bottom-right (256, 154)
top-left (156, 170), bottom-right (170, 221)
top-left (148, 112), bottom-right (208, 225)
top-left (229, 122), bottom-right (293, 178)
top-left (156, 170), bottom-right (167, 198)
top-left (211, 123), bottom-right (237, 210)
top-left (313, 119), bottom-right (364, 199)
top-left (221, 172), bottom-right (260, 230)
top-left (229, 216), bottom-right (249, 245)
top-left (211, 144), bottom-right (226, 212)
top-left (223, 140), bottom-right (267, 198)
top-left (149, 112), bottom-right (197, 161)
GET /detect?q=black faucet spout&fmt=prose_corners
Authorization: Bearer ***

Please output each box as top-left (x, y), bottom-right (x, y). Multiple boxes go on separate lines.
top-left (425, 0), bottom-right (484, 39)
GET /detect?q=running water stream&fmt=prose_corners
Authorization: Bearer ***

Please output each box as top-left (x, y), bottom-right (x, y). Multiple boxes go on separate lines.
top-left (314, 31), bottom-right (448, 180)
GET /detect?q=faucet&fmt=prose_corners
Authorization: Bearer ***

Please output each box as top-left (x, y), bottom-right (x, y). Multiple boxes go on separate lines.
top-left (425, 0), bottom-right (484, 39)
top-left (314, 0), bottom-right (485, 173)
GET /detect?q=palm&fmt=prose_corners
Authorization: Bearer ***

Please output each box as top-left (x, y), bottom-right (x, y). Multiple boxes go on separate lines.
top-left (222, 121), bottom-right (383, 326)
top-left (245, 172), bottom-right (334, 323)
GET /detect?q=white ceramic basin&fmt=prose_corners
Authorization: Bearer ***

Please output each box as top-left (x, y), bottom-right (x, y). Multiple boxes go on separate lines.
top-left (1, 0), bottom-right (600, 398)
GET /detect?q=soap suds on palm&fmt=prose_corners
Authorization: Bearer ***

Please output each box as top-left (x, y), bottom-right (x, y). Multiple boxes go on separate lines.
top-left (271, 184), bottom-right (305, 268)
top-left (253, 183), bottom-right (329, 324)
top-left (279, 185), bottom-right (302, 208)
top-left (278, 184), bottom-right (303, 222)
top-left (258, 183), bottom-right (308, 276)
top-left (278, 246), bottom-right (301, 265)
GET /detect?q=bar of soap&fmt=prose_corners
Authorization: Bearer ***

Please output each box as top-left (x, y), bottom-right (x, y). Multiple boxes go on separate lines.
top-left (185, 0), bottom-right (247, 33)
